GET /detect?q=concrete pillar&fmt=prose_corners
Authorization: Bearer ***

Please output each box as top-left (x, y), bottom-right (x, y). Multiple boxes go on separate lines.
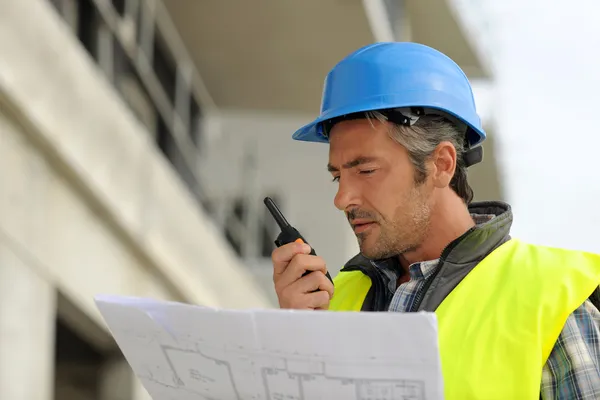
top-left (0, 239), bottom-right (56, 400)
top-left (99, 356), bottom-right (151, 400)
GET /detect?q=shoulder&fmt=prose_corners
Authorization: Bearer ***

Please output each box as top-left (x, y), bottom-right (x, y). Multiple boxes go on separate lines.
top-left (541, 298), bottom-right (600, 399)
top-left (557, 299), bottom-right (600, 344)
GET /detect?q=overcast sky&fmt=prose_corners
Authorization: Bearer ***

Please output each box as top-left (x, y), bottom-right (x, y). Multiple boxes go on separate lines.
top-left (452, 0), bottom-right (600, 252)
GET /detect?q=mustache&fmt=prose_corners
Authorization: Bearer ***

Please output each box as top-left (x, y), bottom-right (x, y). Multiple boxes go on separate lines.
top-left (346, 208), bottom-right (378, 222)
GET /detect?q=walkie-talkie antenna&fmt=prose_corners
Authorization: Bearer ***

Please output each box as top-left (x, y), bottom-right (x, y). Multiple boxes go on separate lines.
top-left (263, 197), bottom-right (290, 230)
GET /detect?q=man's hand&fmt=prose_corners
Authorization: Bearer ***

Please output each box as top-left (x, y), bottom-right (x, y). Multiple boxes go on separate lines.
top-left (272, 241), bottom-right (334, 310)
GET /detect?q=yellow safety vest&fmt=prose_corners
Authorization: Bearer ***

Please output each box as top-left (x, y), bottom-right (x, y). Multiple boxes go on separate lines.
top-left (329, 238), bottom-right (600, 399)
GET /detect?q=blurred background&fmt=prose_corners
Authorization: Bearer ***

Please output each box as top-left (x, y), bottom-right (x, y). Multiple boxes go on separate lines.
top-left (1, 0), bottom-right (598, 399)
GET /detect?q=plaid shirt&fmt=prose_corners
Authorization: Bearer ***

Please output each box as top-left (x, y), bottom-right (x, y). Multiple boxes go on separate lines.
top-left (377, 250), bottom-right (600, 399)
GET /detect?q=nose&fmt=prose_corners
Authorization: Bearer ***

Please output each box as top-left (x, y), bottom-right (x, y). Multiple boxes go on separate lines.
top-left (334, 177), bottom-right (359, 211)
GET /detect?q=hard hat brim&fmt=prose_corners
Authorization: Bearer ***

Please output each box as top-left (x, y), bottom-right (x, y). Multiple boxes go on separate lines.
top-left (292, 90), bottom-right (486, 148)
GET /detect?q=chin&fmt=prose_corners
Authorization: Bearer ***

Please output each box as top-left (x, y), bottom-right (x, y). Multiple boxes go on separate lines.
top-left (358, 242), bottom-right (389, 261)
top-left (359, 238), bottom-right (416, 261)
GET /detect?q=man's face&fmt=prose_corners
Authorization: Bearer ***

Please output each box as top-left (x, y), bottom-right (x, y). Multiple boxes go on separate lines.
top-left (327, 119), bottom-right (434, 260)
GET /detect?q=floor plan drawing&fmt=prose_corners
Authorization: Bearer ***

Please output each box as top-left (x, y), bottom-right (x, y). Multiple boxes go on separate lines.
top-left (147, 342), bottom-right (427, 400)
top-left (94, 295), bottom-right (444, 400)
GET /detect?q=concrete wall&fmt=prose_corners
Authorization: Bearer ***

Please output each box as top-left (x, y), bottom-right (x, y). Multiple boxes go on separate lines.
top-left (0, 0), bottom-right (273, 350)
top-left (0, 238), bottom-right (56, 400)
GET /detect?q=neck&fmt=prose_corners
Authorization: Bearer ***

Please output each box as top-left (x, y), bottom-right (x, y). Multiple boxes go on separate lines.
top-left (398, 193), bottom-right (475, 270)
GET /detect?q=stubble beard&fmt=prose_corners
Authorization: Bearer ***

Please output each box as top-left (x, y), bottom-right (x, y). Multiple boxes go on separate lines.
top-left (357, 190), bottom-right (432, 260)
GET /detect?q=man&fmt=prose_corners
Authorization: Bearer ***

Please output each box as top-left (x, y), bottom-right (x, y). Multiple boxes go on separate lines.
top-left (270, 42), bottom-right (600, 399)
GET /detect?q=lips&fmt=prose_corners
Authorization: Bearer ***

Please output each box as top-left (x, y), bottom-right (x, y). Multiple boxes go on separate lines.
top-left (351, 220), bottom-right (376, 234)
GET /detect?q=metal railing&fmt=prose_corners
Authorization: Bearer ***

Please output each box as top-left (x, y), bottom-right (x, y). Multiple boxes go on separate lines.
top-left (49, 0), bottom-right (213, 207)
top-left (47, 0), bottom-right (276, 261)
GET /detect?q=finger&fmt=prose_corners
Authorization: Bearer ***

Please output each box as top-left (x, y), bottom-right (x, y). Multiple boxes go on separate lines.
top-left (275, 254), bottom-right (328, 292)
top-left (305, 290), bottom-right (331, 310)
top-left (271, 242), bottom-right (311, 276)
top-left (281, 286), bottom-right (330, 310)
top-left (289, 271), bottom-right (333, 298)
top-left (307, 271), bottom-right (334, 299)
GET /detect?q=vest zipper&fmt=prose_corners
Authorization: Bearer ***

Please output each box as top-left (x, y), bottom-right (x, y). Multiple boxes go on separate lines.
top-left (409, 261), bottom-right (443, 312)
top-left (408, 226), bottom-right (476, 312)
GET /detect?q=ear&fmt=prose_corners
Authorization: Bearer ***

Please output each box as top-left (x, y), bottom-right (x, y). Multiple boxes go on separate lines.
top-left (430, 141), bottom-right (457, 189)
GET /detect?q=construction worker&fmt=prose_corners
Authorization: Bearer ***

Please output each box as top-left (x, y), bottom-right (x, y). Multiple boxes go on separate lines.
top-left (270, 42), bottom-right (600, 399)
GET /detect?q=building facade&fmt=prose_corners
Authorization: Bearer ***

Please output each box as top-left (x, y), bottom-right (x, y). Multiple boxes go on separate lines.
top-left (0, 0), bottom-right (497, 399)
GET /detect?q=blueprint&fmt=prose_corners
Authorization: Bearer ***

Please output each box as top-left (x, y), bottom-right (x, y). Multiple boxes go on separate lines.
top-left (95, 295), bottom-right (444, 400)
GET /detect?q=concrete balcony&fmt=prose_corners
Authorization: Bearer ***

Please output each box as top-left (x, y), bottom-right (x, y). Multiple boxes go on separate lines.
top-left (162, 0), bottom-right (490, 113)
top-left (392, 0), bottom-right (491, 79)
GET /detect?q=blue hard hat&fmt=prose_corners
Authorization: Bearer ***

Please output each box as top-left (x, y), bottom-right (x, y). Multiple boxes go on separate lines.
top-left (292, 42), bottom-right (486, 148)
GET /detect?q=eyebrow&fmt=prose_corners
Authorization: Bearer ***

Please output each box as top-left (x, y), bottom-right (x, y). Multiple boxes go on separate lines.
top-left (327, 156), bottom-right (379, 172)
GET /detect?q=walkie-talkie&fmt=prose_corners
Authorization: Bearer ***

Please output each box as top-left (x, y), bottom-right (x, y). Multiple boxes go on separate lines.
top-left (264, 197), bottom-right (333, 284)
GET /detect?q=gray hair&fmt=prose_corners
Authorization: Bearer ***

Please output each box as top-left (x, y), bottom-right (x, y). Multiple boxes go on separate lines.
top-left (366, 111), bottom-right (474, 204)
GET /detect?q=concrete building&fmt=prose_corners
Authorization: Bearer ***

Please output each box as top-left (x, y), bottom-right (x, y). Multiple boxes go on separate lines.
top-left (0, 0), bottom-right (497, 399)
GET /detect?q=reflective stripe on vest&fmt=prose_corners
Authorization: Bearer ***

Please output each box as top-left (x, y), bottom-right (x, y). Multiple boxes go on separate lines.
top-left (329, 239), bottom-right (600, 399)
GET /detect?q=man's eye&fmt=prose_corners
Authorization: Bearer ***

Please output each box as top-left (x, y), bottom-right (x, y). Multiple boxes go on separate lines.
top-left (360, 169), bottom-right (375, 175)
top-left (331, 176), bottom-right (340, 182)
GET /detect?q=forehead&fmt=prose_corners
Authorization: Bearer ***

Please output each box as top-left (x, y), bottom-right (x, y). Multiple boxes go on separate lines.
top-left (328, 119), bottom-right (396, 159)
